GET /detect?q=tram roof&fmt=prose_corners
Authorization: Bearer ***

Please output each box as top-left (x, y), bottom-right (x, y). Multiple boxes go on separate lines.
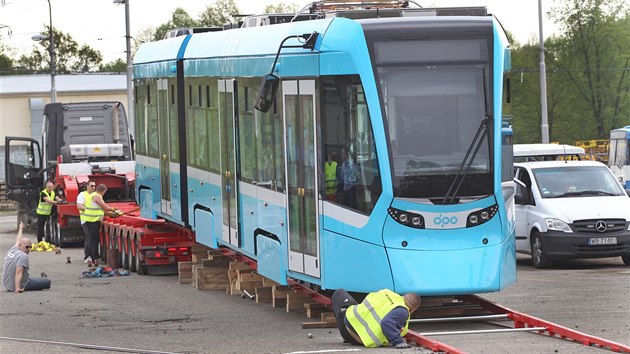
top-left (134, 14), bottom-right (496, 65)
top-left (133, 18), bottom-right (336, 65)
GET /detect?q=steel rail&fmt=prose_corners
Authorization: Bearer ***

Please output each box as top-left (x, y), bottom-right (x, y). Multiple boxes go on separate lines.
top-left (0, 336), bottom-right (179, 354)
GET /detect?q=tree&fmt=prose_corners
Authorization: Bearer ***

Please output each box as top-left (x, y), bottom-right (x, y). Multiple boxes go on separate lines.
top-left (154, 8), bottom-right (199, 41)
top-left (198, 0), bottom-right (240, 27)
top-left (133, 26), bottom-right (157, 52)
top-left (551, 0), bottom-right (630, 138)
top-left (100, 58), bottom-right (126, 72)
top-left (17, 26), bottom-right (103, 73)
top-left (264, 3), bottom-right (300, 13)
top-left (0, 36), bottom-right (13, 72)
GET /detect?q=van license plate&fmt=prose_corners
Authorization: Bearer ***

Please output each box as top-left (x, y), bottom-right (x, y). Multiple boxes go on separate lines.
top-left (588, 237), bottom-right (617, 245)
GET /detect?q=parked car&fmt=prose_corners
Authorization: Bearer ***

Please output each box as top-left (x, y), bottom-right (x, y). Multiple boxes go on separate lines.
top-left (513, 144), bottom-right (630, 268)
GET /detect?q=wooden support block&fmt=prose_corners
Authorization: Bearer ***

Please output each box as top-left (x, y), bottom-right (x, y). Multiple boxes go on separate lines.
top-left (321, 312), bottom-right (336, 323)
top-left (236, 280), bottom-right (264, 293)
top-left (272, 285), bottom-right (291, 308)
top-left (202, 255), bottom-right (231, 268)
top-left (237, 269), bottom-right (265, 283)
top-left (227, 278), bottom-right (239, 295)
top-left (228, 262), bottom-right (251, 280)
top-left (255, 286), bottom-right (273, 304)
top-left (302, 321), bottom-right (338, 329)
top-left (262, 278), bottom-right (281, 287)
top-left (304, 303), bottom-right (328, 318)
top-left (286, 292), bottom-right (310, 313)
top-left (302, 313), bottom-right (338, 329)
top-left (191, 264), bottom-right (203, 288)
top-left (178, 261), bottom-right (193, 284)
top-left (191, 243), bottom-right (210, 253)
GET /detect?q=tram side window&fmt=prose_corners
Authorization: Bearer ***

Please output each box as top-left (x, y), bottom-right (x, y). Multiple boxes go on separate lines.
top-left (239, 79), bottom-right (257, 182)
top-left (186, 78), bottom-right (210, 169)
top-left (255, 85), bottom-right (285, 192)
top-left (320, 75), bottom-right (381, 214)
top-left (169, 79), bottom-right (179, 163)
top-left (134, 82), bottom-right (147, 155)
top-left (147, 80), bottom-right (159, 158)
top-left (207, 83), bottom-right (221, 173)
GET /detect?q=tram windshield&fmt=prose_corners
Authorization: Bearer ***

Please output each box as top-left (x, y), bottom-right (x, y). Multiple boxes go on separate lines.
top-left (373, 38), bottom-right (493, 200)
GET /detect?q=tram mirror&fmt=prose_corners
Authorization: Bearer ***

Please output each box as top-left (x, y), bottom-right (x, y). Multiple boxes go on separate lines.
top-left (255, 74), bottom-right (279, 113)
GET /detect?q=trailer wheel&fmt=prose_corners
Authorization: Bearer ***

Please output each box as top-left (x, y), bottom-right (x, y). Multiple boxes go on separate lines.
top-left (531, 231), bottom-right (552, 269)
top-left (120, 232), bottom-right (130, 270)
top-left (51, 221), bottom-right (60, 247)
top-left (44, 219), bottom-right (52, 244)
top-left (128, 233), bottom-right (137, 273)
top-left (135, 238), bottom-right (146, 275)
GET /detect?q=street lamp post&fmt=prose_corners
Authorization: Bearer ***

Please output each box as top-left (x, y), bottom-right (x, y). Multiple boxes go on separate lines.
top-left (32, 0), bottom-right (56, 103)
top-left (114, 0), bottom-right (134, 135)
top-left (538, 0), bottom-right (549, 143)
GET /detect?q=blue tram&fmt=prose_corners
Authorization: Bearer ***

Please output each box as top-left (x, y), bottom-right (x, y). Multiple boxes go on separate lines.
top-left (132, 5), bottom-right (516, 295)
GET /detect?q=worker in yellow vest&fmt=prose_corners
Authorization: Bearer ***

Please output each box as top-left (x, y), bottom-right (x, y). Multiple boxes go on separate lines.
top-left (35, 181), bottom-right (62, 243)
top-left (77, 181), bottom-right (97, 263)
top-left (324, 152), bottom-right (338, 201)
top-left (332, 288), bottom-right (421, 349)
top-left (83, 184), bottom-right (116, 267)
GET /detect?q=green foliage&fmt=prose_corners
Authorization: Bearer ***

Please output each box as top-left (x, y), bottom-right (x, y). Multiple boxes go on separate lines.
top-left (198, 0), bottom-right (240, 27)
top-left (0, 37), bottom-right (13, 72)
top-left (17, 26), bottom-right (102, 73)
top-left (264, 3), bottom-right (300, 13)
top-left (153, 8), bottom-right (200, 41)
top-left (511, 0), bottom-right (630, 143)
top-left (100, 58), bottom-right (126, 72)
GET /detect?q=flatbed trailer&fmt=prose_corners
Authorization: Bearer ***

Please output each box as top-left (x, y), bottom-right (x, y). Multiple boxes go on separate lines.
top-left (99, 203), bottom-right (194, 274)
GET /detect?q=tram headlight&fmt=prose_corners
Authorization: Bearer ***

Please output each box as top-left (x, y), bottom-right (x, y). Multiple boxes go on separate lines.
top-left (466, 204), bottom-right (498, 227)
top-left (388, 207), bottom-right (425, 229)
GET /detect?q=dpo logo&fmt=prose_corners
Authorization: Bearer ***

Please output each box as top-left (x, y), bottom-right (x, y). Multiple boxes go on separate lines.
top-left (433, 214), bottom-right (458, 228)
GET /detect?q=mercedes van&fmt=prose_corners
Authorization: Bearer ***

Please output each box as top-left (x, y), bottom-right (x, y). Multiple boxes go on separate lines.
top-left (513, 144), bottom-right (630, 268)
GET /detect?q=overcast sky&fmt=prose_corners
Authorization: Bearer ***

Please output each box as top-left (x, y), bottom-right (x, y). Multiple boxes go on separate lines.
top-left (0, 0), bottom-right (560, 64)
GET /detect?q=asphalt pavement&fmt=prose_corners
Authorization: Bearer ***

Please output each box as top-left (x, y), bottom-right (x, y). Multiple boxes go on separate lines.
top-left (0, 213), bottom-right (629, 354)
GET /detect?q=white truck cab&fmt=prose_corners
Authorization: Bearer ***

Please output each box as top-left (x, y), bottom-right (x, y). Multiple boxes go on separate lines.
top-left (513, 144), bottom-right (630, 268)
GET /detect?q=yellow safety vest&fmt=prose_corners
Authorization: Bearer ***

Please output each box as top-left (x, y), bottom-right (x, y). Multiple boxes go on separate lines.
top-left (82, 192), bottom-right (104, 222)
top-left (36, 189), bottom-right (55, 216)
top-left (78, 190), bottom-right (93, 222)
top-left (345, 289), bottom-right (410, 347)
top-left (324, 161), bottom-right (337, 194)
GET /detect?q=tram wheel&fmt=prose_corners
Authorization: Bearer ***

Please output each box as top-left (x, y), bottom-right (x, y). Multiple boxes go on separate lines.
top-left (531, 231), bottom-right (552, 269)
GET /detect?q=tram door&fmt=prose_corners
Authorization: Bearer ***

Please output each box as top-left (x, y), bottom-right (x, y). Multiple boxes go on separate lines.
top-left (218, 79), bottom-right (239, 247)
top-left (283, 80), bottom-right (320, 278)
top-left (157, 79), bottom-right (172, 215)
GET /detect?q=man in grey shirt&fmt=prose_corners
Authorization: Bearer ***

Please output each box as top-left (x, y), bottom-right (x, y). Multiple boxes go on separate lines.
top-left (3, 222), bottom-right (51, 292)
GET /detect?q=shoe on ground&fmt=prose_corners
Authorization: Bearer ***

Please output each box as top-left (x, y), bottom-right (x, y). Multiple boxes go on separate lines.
top-left (83, 256), bottom-right (92, 264)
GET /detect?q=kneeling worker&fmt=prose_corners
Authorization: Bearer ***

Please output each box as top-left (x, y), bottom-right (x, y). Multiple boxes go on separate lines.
top-left (332, 288), bottom-right (421, 349)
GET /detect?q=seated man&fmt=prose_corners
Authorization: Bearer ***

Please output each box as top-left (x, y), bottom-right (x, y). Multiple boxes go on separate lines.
top-left (3, 222), bottom-right (51, 292)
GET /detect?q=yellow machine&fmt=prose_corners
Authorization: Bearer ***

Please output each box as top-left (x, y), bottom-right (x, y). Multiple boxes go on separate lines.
top-left (574, 139), bottom-right (609, 163)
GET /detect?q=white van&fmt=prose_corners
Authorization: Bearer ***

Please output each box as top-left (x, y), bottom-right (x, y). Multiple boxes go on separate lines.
top-left (513, 144), bottom-right (630, 268)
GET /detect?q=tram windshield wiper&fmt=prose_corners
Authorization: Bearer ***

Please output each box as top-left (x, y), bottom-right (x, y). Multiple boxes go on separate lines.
top-left (441, 115), bottom-right (490, 205)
